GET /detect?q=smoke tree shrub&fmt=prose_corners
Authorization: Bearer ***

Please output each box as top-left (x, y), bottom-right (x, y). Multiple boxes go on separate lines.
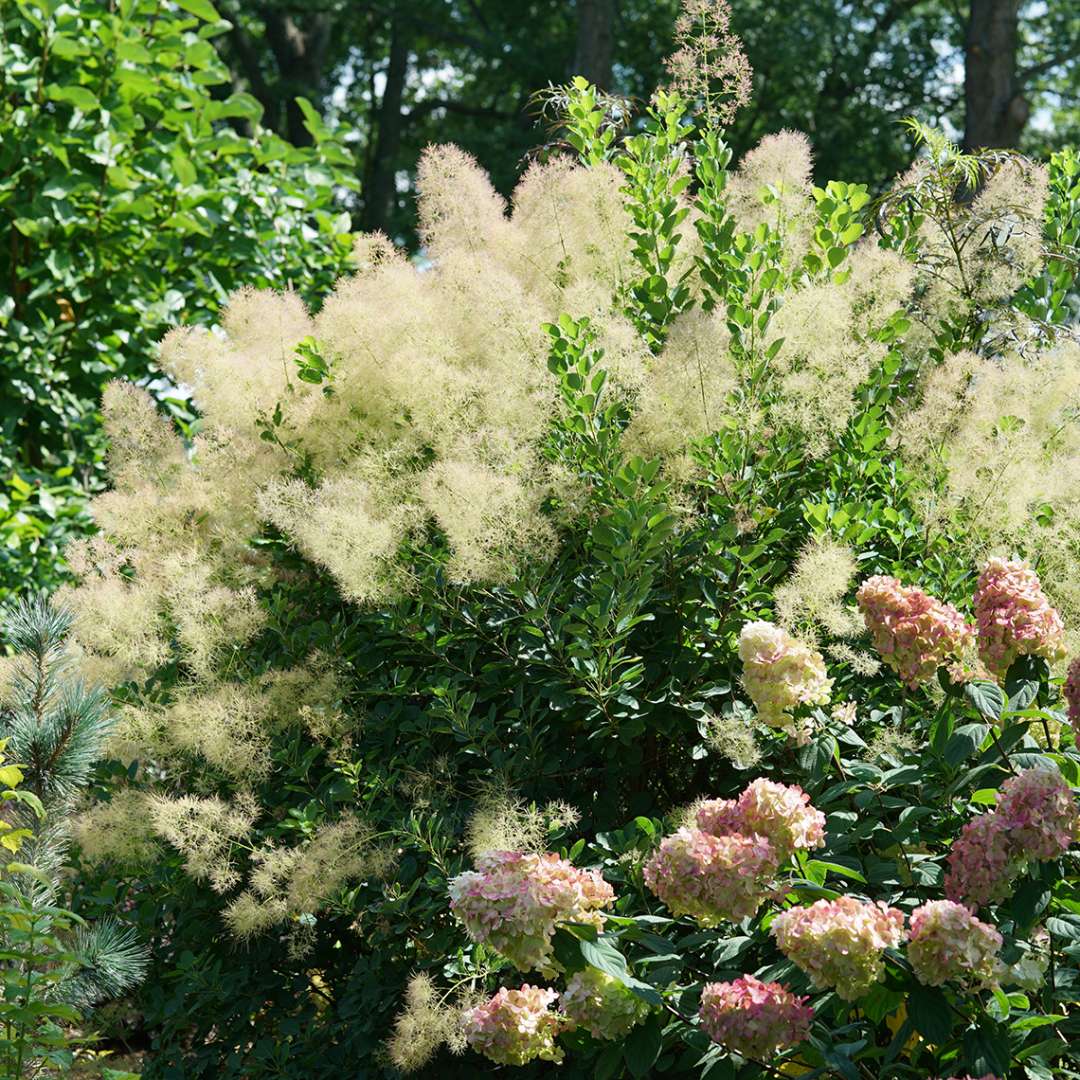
top-left (56, 1), bottom-right (1080, 1074)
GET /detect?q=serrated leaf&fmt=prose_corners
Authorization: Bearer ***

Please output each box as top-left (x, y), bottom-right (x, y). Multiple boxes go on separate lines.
top-left (965, 681), bottom-right (1004, 720)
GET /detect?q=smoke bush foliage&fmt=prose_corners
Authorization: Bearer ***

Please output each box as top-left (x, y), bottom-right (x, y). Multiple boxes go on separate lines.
top-left (62, 3), bottom-right (1080, 1076)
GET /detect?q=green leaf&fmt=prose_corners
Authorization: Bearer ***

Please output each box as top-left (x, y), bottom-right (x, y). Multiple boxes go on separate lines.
top-left (624, 1013), bottom-right (663, 1077)
top-left (963, 1022), bottom-right (1011, 1077)
top-left (1011, 877), bottom-right (1051, 928)
top-left (943, 723), bottom-right (989, 766)
top-left (1046, 915), bottom-right (1080, 942)
top-left (0, 764), bottom-right (24, 787)
top-left (174, 0), bottom-right (221, 20)
top-left (907, 986), bottom-right (953, 1043)
top-left (580, 934), bottom-right (629, 980)
top-left (47, 84), bottom-right (98, 111)
top-left (964, 681), bottom-right (1004, 721)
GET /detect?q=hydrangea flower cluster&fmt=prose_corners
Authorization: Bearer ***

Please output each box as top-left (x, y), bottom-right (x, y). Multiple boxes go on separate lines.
top-left (997, 766), bottom-right (1079, 860)
top-left (462, 984), bottom-right (564, 1066)
top-left (973, 557), bottom-right (1066, 679)
top-left (738, 620), bottom-right (832, 739)
top-left (944, 812), bottom-right (1018, 909)
top-left (946, 767), bottom-right (1078, 908)
top-left (698, 975), bottom-right (813, 1059)
top-left (1063, 655), bottom-right (1080, 743)
top-left (770, 896), bottom-right (905, 1000)
top-left (644, 827), bottom-right (778, 927)
top-left (559, 968), bottom-right (651, 1040)
top-left (449, 851), bottom-right (614, 974)
top-left (936, 1075), bottom-right (1000, 1080)
top-left (697, 779), bottom-right (826, 863)
top-left (907, 900), bottom-right (1002, 989)
top-left (855, 575), bottom-right (973, 688)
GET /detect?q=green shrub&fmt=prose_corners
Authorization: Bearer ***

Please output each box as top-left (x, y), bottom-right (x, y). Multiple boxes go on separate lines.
top-left (0, 0), bottom-right (356, 601)
top-left (63, 4), bottom-right (1080, 1076)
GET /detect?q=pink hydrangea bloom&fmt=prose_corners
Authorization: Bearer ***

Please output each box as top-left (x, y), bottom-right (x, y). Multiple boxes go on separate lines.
top-left (855, 575), bottom-right (973, 689)
top-left (738, 621), bottom-right (832, 740)
top-left (559, 968), bottom-right (651, 1040)
top-left (997, 766), bottom-right (1079, 861)
top-left (908, 900), bottom-right (1002, 989)
top-left (699, 975), bottom-right (813, 1058)
top-left (462, 984), bottom-right (564, 1066)
top-left (973, 557), bottom-right (1066, 679)
top-left (770, 896), bottom-right (905, 1001)
top-left (644, 827), bottom-right (778, 927)
top-left (695, 797), bottom-right (744, 837)
top-left (944, 812), bottom-right (1020, 909)
top-left (449, 851), bottom-right (613, 974)
top-left (697, 779), bottom-right (825, 863)
top-left (1065, 656), bottom-right (1080, 740)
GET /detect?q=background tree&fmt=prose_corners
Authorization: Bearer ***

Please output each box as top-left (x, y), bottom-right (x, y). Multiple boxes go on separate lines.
top-left (0, 0), bottom-right (357, 601)
top-left (214, 0), bottom-right (1080, 247)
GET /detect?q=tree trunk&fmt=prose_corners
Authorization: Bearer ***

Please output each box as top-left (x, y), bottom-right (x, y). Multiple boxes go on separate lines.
top-left (260, 9), bottom-right (334, 145)
top-left (963, 0), bottom-right (1029, 149)
top-left (363, 20), bottom-right (409, 234)
top-left (573, 0), bottom-right (615, 90)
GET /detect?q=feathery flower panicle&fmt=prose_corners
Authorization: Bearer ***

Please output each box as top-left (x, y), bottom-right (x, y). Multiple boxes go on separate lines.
top-left (225, 817), bottom-right (384, 938)
top-left (698, 976), bottom-right (813, 1058)
top-left (73, 788), bottom-right (160, 867)
top-left (775, 536), bottom-right (861, 640)
top-left (258, 472), bottom-right (415, 605)
top-left (770, 896), bottom-right (905, 1001)
top-left (462, 985), bottom-right (564, 1066)
top-left (894, 345), bottom-right (1080, 570)
top-left (148, 794), bottom-right (256, 894)
top-left (416, 143), bottom-right (510, 260)
top-left (738, 620), bottom-right (832, 740)
top-left (700, 709), bottom-right (763, 769)
top-left (944, 811), bottom-right (1021, 909)
top-left (449, 851), bottom-right (613, 975)
top-left (643, 826), bottom-right (777, 926)
top-left (726, 131), bottom-right (814, 246)
top-left (973, 558), bottom-right (1066, 679)
top-left (696, 779), bottom-right (825, 863)
top-left (765, 275), bottom-right (889, 456)
top-left (465, 787), bottom-right (580, 860)
top-left (664, 0), bottom-right (752, 127)
top-left (510, 157), bottom-right (631, 305)
top-left (968, 158), bottom-right (1049, 305)
top-left (907, 900), bottom-right (1003, 989)
top-left (996, 766), bottom-right (1078, 860)
top-left (559, 968), bottom-right (651, 1040)
top-left (418, 458), bottom-right (556, 584)
top-left (387, 973), bottom-right (471, 1073)
top-left (855, 575), bottom-right (974, 689)
top-left (1065, 656), bottom-right (1080, 741)
top-left (624, 306), bottom-right (737, 459)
